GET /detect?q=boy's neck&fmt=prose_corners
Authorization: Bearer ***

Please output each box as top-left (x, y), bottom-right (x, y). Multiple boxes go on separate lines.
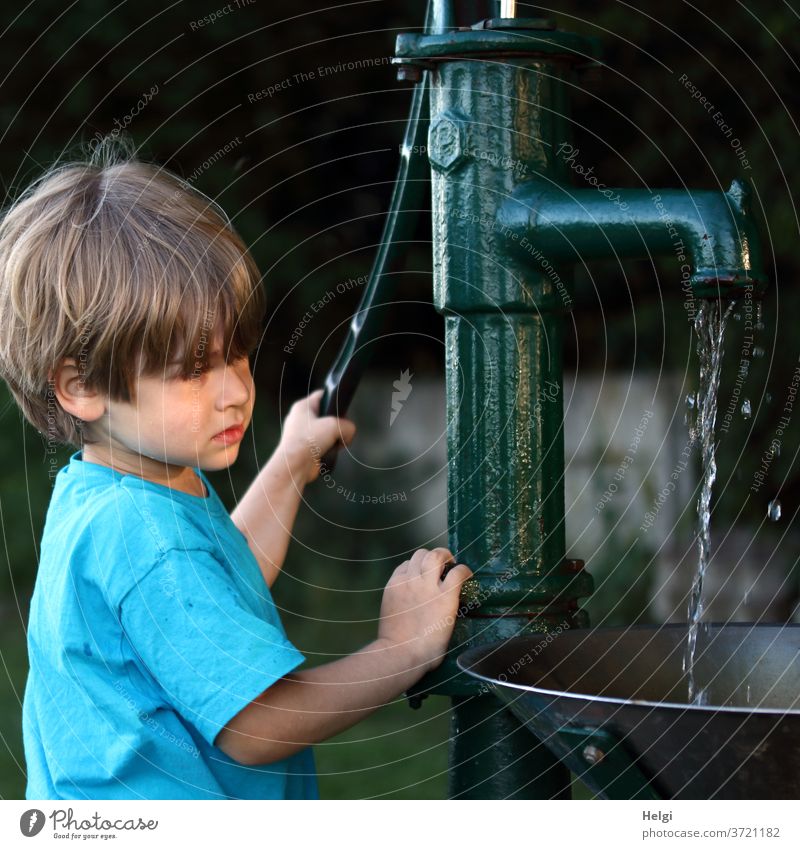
top-left (79, 444), bottom-right (207, 498)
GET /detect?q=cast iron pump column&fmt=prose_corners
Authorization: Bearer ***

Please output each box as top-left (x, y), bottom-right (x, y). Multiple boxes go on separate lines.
top-left (396, 2), bottom-right (766, 800)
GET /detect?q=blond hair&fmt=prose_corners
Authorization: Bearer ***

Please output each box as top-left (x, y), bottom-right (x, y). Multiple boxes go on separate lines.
top-left (0, 135), bottom-right (266, 448)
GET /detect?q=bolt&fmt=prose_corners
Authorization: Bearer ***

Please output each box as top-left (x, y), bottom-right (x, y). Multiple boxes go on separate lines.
top-left (583, 745), bottom-right (605, 765)
top-left (396, 65), bottom-right (422, 83)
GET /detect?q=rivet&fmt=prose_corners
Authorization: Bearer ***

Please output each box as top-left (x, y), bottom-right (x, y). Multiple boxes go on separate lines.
top-left (583, 745), bottom-right (605, 765)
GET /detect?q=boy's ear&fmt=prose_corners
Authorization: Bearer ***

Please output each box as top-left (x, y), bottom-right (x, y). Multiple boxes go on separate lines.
top-left (48, 357), bottom-right (107, 423)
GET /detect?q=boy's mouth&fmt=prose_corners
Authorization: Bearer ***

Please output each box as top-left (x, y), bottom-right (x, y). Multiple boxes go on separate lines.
top-left (212, 424), bottom-right (244, 444)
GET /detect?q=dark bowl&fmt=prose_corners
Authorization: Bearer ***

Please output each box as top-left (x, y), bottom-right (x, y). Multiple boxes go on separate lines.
top-left (457, 624), bottom-right (800, 799)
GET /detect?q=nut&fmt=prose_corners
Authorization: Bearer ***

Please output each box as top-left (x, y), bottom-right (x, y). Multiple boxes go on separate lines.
top-left (428, 109), bottom-right (470, 174)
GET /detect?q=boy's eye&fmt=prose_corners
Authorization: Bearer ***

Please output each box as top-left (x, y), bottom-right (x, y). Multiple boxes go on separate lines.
top-left (167, 353), bottom-right (249, 381)
top-left (184, 363), bottom-right (212, 380)
top-left (164, 361), bottom-right (204, 380)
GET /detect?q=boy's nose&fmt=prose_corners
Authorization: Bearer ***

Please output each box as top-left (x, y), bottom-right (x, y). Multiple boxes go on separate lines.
top-left (215, 360), bottom-right (253, 411)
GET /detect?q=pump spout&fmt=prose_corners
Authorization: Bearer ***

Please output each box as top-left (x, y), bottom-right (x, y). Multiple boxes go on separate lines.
top-left (496, 177), bottom-right (767, 298)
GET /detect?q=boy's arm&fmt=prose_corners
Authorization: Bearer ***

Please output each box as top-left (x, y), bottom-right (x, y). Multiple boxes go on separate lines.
top-left (230, 452), bottom-right (305, 589)
top-left (214, 637), bottom-right (427, 765)
top-left (230, 389), bottom-right (355, 589)
top-left (215, 548), bottom-right (473, 766)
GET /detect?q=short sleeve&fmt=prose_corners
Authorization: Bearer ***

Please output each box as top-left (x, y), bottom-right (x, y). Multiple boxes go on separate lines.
top-left (119, 547), bottom-right (305, 747)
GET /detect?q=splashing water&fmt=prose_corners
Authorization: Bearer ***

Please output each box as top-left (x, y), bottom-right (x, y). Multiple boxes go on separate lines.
top-left (741, 398), bottom-right (752, 419)
top-left (684, 393), bottom-right (697, 428)
top-left (684, 299), bottom-right (736, 704)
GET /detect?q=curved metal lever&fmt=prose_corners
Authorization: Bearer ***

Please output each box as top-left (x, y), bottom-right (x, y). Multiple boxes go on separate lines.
top-left (317, 7), bottom-right (433, 477)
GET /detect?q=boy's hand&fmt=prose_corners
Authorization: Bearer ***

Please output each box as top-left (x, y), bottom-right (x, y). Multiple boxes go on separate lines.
top-left (279, 389), bottom-right (356, 485)
top-left (377, 548), bottom-right (473, 675)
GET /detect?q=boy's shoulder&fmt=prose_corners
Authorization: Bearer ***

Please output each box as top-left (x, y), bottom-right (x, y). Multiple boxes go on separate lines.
top-left (40, 451), bottom-right (228, 605)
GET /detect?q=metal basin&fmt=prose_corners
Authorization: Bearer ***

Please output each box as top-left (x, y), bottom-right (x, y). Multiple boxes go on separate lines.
top-left (457, 624), bottom-right (800, 799)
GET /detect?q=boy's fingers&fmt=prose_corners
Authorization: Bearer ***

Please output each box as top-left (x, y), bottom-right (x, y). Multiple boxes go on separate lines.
top-left (307, 388), bottom-right (324, 415)
top-left (318, 417), bottom-right (356, 452)
top-left (408, 549), bottom-right (429, 573)
top-left (421, 548), bottom-right (455, 579)
top-left (441, 563), bottom-right (473, 589)
top-left (388, 561), bottom-right (409, 584)
top-left (338, 419), bottom-right (356, 445)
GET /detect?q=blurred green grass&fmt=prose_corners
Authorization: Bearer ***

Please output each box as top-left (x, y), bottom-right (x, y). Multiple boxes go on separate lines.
top-left (0, 617), bottom-right (27, 800)
top-left (315, 697), bottom-right (449, 799)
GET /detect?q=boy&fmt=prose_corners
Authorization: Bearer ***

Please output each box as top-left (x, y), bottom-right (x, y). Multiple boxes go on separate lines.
top-left (0, 140), bottom-right (471, 800)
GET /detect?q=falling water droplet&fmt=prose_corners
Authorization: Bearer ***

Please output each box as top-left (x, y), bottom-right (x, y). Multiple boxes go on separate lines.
top-left (753, 346), bottom-right (764, 358)
top-left (746, 684), bottom-right (751, 704)
top-left (766, 392), bottom-right (772, 403)
top-left (733, 311), bottom-right (742, 321)
top-left (741, 398), bottom-right (752, 419)
top-left (686, 392), bottom-right (696, 409)
top-left (768, 498), bottom-right (781, 521)
top-left (772, 442), bottom-right (780, 457)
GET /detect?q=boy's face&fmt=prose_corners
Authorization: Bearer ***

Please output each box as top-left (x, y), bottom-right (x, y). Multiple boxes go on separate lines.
top-left (73, 324), bottom-right (255, 486)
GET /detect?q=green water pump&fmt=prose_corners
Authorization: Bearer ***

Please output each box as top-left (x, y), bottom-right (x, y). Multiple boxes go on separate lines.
top-left (321, 0), bottom-right (766, 799)
top-left (398, 0), bottom-right (765, 800)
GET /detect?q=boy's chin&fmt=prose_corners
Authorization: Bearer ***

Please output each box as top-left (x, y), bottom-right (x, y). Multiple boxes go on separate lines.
top-left (200, 445), bottom-right (241, 470)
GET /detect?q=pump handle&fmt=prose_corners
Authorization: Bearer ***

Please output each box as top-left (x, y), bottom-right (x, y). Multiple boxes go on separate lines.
top-left (317, 3), bottom-right (434, 477)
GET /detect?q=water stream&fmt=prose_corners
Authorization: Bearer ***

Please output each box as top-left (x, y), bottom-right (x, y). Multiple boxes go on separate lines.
top-left (684, 299), bottom-right (736, 703)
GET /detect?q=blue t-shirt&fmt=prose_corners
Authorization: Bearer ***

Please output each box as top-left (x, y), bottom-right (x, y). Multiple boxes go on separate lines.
top-left (23, 450), bottom-right (318, 800)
